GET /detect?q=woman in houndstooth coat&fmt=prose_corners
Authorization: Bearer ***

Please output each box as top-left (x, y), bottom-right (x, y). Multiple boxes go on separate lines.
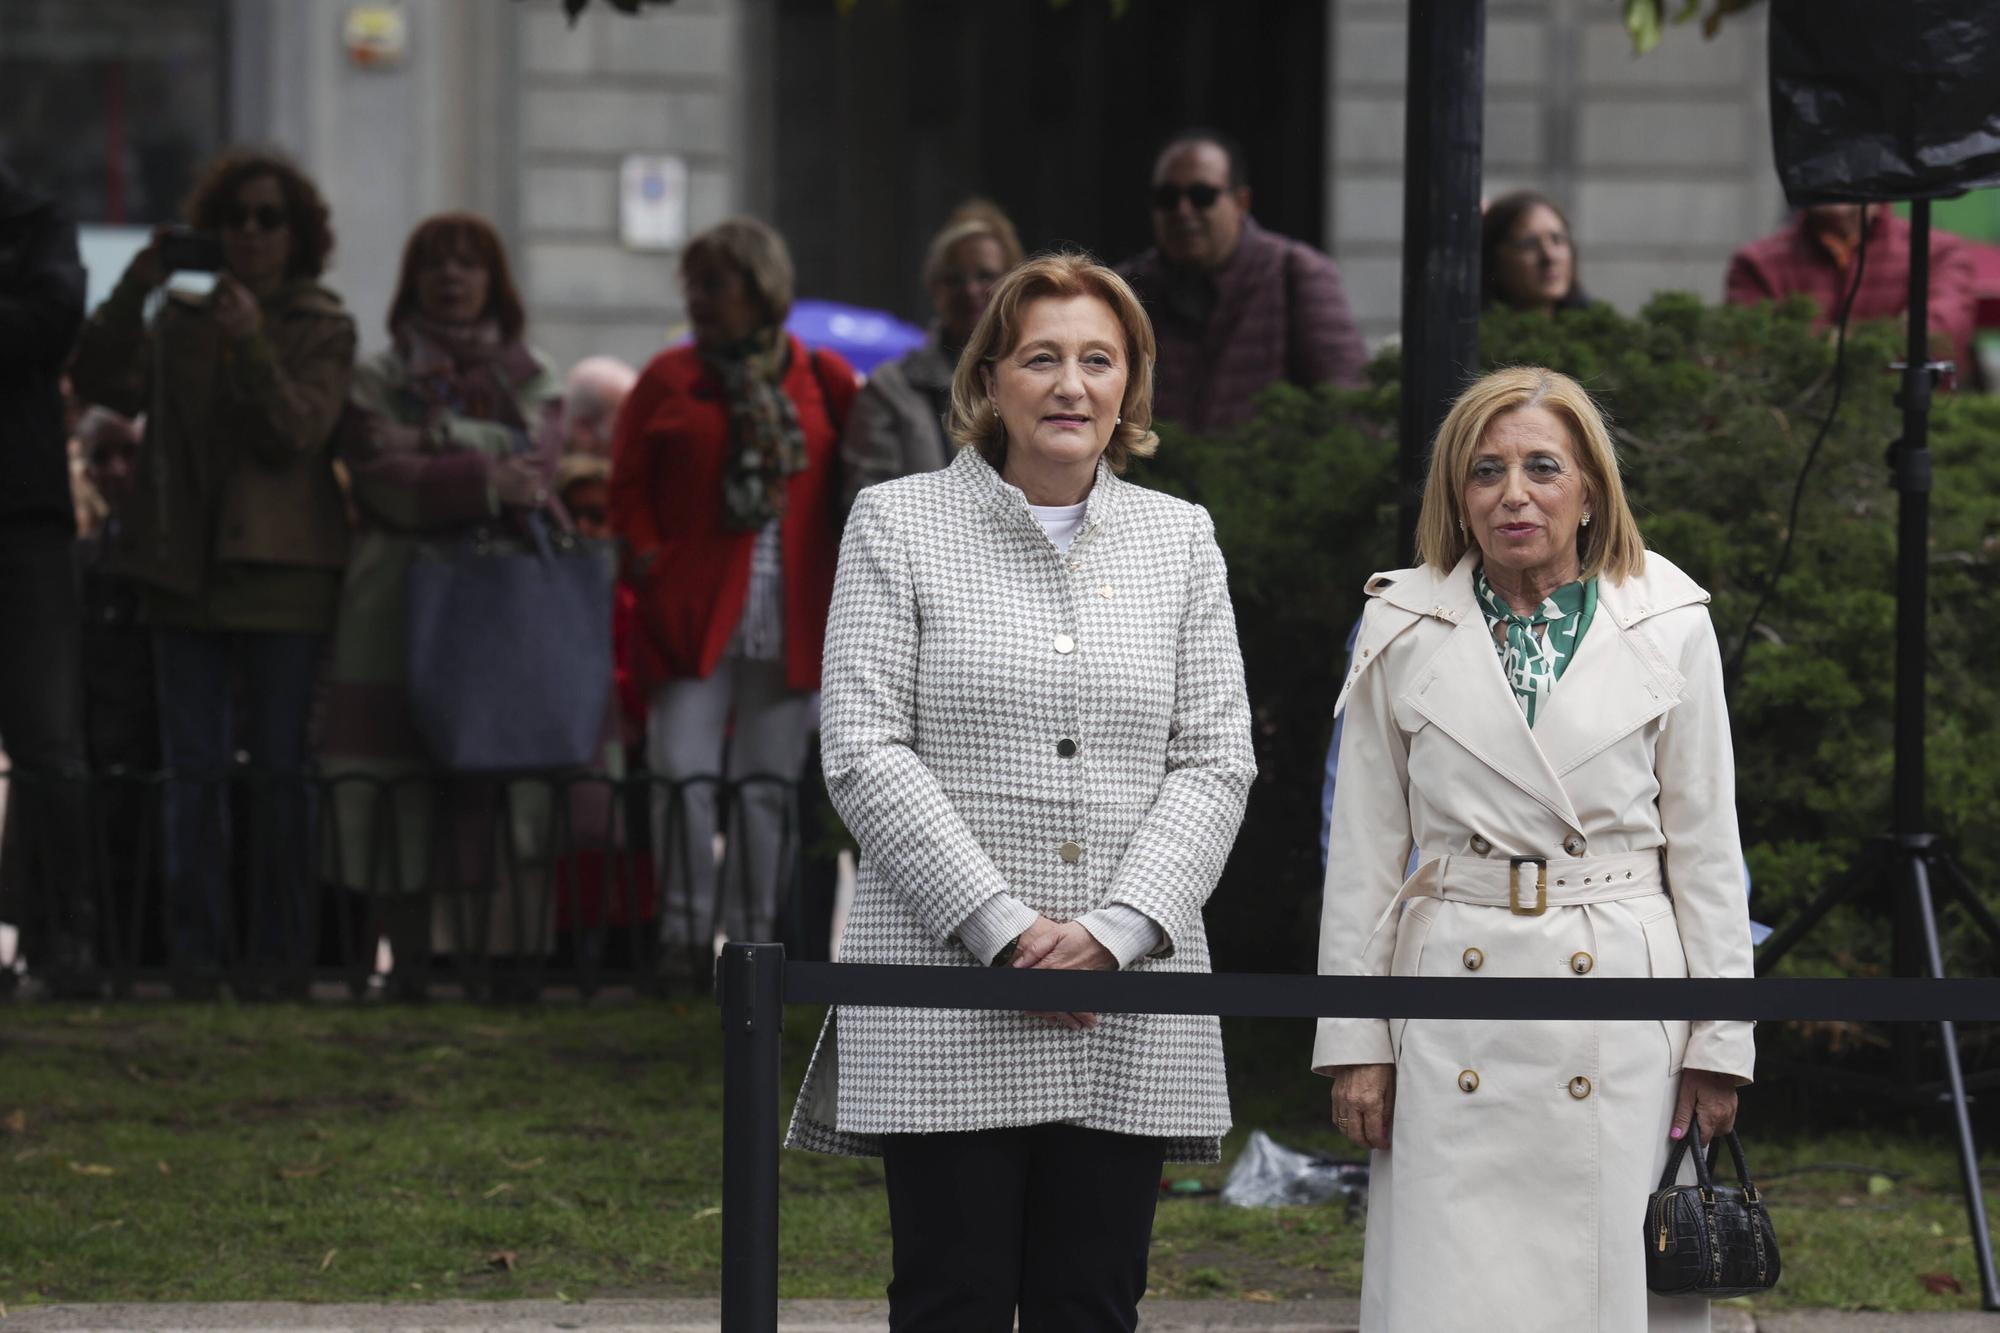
top-left (786, 253), bottom-right (1255, 1331)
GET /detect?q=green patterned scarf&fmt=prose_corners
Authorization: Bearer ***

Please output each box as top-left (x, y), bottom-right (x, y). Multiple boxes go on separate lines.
top-left (1473, 567), bottom-right (1598, 727)
top-left (704, 328), bottom-right (806, 532)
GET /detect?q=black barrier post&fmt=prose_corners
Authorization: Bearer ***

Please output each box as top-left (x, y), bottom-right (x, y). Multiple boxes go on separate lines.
top-left (719, 942), bottom-right (784, 1332)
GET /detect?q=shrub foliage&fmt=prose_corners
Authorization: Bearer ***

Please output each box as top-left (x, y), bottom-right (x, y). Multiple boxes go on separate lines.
top-left (1134, 295), bottom-right (2000, 982)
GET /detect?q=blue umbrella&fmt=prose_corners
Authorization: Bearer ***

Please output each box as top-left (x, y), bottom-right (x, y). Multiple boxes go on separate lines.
top-left (784, 299), bottom-right (927, 376)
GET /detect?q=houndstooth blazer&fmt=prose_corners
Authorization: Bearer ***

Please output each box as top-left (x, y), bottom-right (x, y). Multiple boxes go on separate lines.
top-left (785, 445), bottom-right (1255, 1163)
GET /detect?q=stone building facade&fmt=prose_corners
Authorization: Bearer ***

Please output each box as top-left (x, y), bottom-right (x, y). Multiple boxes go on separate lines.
top-left (1327, 0), bottom-right (1786, 344)
top-left (7, 0), bottom-right (1789, 367)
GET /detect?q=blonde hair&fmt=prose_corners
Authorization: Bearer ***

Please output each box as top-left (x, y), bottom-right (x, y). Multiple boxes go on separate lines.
top-left (922, 199), bottom-right (1025, 288)
top-left (946, 251), bottom-right (1159, 474)
top-left (681, 216), bottom-right (795, 328)
top-left (1416, 365), bottom-right (1645, 582)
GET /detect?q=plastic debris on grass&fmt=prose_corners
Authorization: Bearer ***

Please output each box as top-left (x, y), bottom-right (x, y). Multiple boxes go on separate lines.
top-left (1220, 1130), bottom-right (1370, 1210)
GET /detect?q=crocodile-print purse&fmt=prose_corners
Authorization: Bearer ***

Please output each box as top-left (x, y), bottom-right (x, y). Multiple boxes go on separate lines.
top-left (1645, 1124), bottom-right (1781, 1299)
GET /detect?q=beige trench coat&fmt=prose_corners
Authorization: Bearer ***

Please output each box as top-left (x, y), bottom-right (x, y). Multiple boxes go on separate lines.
top-left (1314, 550), bottom-right (1756, 1333)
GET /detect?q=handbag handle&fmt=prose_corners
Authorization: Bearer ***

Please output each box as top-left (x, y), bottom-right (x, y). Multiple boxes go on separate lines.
top-left (1657, 1121), bottom-right (1761, 1200)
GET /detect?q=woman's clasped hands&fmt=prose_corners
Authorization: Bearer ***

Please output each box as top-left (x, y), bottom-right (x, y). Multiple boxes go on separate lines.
top-left (1011, 913), bottom-right (1116, 1031)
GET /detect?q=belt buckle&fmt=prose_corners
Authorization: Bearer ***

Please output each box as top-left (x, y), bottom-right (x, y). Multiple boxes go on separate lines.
top-left (1509, 856), bottom-right (1548, 916)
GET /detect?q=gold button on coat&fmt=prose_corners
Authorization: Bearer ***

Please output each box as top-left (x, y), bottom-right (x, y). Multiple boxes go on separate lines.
top-left (1097, 584), bottom-right (1115, 599)
top-left (1058, 840), bottom-right (1083, 863)
top-left (1469, 834), bottom-right (1492, 855)
top-left (1569, 1076), bottom-right (1592, 1099)
top-left (1053, 634), bottom-right (1076, 655)
top-left (1462, 947), bottom-right (1484, 971)
top-left (1569, 951), bottom-right (1594, 975)
top-left (1563, 834), bottom-right (1587, 856)
top-left (1458, 1070), bottom-right (1480, 1094)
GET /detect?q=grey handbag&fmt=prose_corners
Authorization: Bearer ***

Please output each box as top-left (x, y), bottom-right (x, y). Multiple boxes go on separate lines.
top-left (405, 511), bottom-right (616, 772)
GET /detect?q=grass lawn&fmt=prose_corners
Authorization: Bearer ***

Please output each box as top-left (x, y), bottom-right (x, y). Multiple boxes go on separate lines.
top-left (0, 1001), bottom-right (1994, 1313)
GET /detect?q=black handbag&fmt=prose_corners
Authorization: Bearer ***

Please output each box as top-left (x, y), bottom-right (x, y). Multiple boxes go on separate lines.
top-left (1645, 1123), bottom-right (1782, 1299)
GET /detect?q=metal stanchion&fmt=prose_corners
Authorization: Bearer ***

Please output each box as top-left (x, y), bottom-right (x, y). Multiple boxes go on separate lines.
top-left (719, 941), bottom-right (785, 1333)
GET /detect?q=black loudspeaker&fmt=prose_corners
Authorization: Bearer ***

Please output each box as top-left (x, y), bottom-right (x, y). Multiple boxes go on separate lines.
top-left (1769, 0), bottom-right (2000, 204)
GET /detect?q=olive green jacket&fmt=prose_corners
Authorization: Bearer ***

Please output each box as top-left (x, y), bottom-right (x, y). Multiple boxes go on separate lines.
top-left (69, 271), bottom-right (356, 607)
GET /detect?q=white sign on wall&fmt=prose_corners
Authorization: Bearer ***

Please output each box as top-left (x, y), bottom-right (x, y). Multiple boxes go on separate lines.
top-left (620, 155), bottom-right (690, 251)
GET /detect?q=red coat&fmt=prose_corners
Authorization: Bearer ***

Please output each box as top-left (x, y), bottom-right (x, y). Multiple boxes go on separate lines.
top-left (608, 337), bottom-right (856, 692)
top-left (1725, 210), bottom-right (1980, 376)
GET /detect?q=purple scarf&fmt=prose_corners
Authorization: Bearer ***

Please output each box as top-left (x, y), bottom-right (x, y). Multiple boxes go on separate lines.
top-left (393, 315), bottom-right (539, 427)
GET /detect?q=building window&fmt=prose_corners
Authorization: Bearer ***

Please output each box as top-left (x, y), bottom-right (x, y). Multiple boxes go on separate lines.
top-left (0, 0), bottom-right (230, 226)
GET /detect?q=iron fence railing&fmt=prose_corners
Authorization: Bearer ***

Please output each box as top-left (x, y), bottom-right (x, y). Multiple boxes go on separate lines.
top-left (0, 764), bottom-right (820, 1000)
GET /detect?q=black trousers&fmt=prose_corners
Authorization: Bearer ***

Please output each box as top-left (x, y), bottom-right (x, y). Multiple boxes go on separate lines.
top-left (880, 1123), bottom-right (1166, 1332)
top-left (0, 530), bottom-right (94, 981)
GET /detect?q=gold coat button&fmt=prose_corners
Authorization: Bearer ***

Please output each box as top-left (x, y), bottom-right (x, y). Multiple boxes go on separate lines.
top-left (1053, 633), bottom-right (1076, 655)
top-left (1058, 840), bottom-right (1083, 863)
top-left (1570, 951), bottom-right (1594, 975)
top-left (1462, 947), bottom-right (1484, 971)
top-left (1458, 1069), bottom-right (1480, 1094)
top-left (1563, 833), bottom-right (1587, 856)
top-left (1569, 1075), bottom-right (1593, 1099)
top-left (1097, 584), bottom-right (1115, 599)
top-left (1469, 834), bottom-right (1492, 855)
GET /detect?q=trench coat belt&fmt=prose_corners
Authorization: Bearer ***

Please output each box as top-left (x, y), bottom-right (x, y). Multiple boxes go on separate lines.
top-left (1359, 850), bottom-right (1666, 976)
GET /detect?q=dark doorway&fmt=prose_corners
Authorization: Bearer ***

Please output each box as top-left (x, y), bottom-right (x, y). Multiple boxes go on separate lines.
top-left (775, 0), bottom-right (1328, 322)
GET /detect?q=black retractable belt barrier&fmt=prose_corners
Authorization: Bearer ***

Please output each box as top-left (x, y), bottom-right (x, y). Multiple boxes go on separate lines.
top-left (786, 962), bottom-right (2000, 1023)
top-left (717, 942), bottom-right (2000, 1331)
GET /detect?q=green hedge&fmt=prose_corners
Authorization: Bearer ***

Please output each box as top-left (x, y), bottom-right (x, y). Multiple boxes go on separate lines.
top-left (1133, 294), bottom-right (2000, 984)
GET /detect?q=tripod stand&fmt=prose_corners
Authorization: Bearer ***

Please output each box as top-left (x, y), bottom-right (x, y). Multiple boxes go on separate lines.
top-left (1752, 199), bottom-right (2000, 1311)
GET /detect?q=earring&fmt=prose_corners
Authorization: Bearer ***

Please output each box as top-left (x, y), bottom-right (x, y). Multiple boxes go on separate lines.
top-left (1581, 513), bottom-right (1592, 527)
top-left (1457, 519), bottom-right (1466, 537)
top-left (992, 404), bottom-right (999, 418)
top-left (1115, 414), bottom-right (1123, 425)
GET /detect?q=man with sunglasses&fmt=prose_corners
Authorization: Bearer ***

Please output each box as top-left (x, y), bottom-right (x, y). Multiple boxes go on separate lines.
top-left (1118, 129), bottom-right (1366, 433)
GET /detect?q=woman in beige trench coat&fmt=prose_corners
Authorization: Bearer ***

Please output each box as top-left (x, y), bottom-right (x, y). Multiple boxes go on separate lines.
top-left (1314, 366), bottom-right (1755, 1332)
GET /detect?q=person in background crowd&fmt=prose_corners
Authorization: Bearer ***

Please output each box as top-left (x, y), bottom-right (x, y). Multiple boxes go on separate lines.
top-left (70, 147), bottom-right (355, 998)
top-left (839, 198), bottom-right (1025, 508)
top-left (1482, 190), bottom-right (1594, 315)
top-left (73, 407), bottom-right (165, 968)
top-left (787, 252), bottom-right (1255, 1330)
top-left (553, 355), bottom-right (637, 458)
top-left (1118, 127), bottom-right (1367, 434)
top-left (551, 453), bottom-right (657, 962)
top-left (1726, 202), bottom-right (1980, 376)
top-left (320, 211), bottom-right (565, 1002)
top-left (0, 160), bottom-right (93, 998)
top-left (608, 217), bottom-right (855, 985)
top-left (554, 453), bottom-right (650, 739)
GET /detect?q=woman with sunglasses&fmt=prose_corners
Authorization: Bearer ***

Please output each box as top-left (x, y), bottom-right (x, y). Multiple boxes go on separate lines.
top-left (71, 147), bottom-right (355, 998)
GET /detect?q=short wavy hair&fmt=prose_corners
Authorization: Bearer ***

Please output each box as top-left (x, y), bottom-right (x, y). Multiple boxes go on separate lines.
top-left (387, 212), bottom-right (528, 341)
top-left (921, 199), bottom-right (1025, 288)
top-left (183, 146), bottom-right (334, 280)
top-left (946, 251), bottom-right (1158, 475)
top-left (1416, 365), bottom-right (1645, 583)
top-left (682, 216), bottom-right (794, 329)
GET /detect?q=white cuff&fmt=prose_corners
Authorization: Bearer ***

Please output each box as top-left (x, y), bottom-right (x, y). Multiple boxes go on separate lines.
top-left (1076, 904), bottom-right (1166, 970)
top-left (952, 893), bottom-right (1040, 965)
